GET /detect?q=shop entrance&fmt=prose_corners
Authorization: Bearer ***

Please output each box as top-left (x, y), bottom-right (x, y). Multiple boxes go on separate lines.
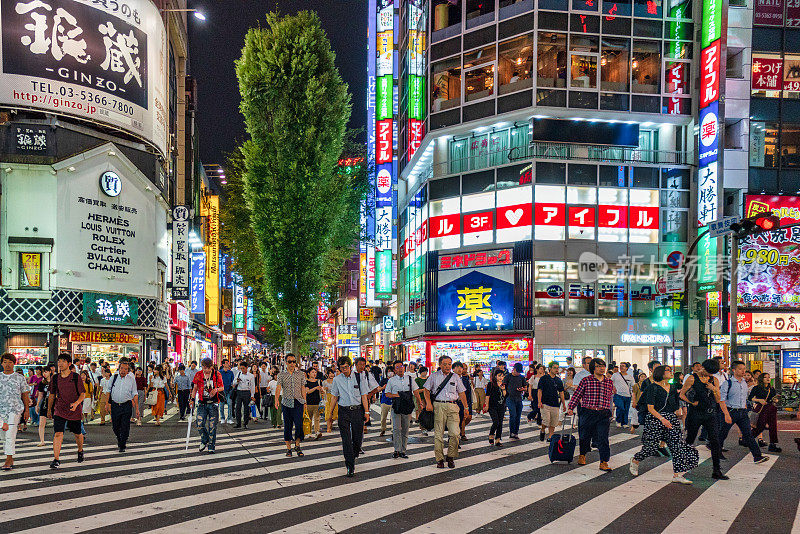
top-left (613, 346), bottom-right (652, 371)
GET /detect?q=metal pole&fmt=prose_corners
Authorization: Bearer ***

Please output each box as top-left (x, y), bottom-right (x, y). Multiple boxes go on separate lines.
top-left (682, 228), bottom-right (710, 372)
top-left (730, 234), bottom-right (739, 361)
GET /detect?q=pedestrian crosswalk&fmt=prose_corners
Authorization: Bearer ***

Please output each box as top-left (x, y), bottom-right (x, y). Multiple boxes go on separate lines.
top-left (1, 412), bottom-right (798, 534)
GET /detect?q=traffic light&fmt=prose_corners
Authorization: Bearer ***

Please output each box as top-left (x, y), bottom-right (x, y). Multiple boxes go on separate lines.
top-left (729, 213), bottom-right (780, 238)
top-left (651, 296), bottom-right (672, 330)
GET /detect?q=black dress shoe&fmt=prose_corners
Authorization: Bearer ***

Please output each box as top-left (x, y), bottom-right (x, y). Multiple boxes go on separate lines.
top-left (768, 443), bottom-right (782, 453)
top-left (758, 439), bottom-right (767, 447)
top-left (399, 452), bottom-right (409, 458)
top-left (712, 471), bottom-right (730, 480)
top-left (437, 460), bottom-right (445, 468)
top-left (446, 456), bottom-right (455, 468)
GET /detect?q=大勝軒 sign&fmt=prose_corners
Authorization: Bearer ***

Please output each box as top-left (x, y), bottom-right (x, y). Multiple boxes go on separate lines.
top-left (0, 0), bottom-right (168, 156)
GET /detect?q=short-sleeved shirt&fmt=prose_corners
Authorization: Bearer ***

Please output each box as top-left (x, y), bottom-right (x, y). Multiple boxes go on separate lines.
top-left (538, 374), bottom-right (565, 407)
top-left (386, 374), bottom-right (418, 395)
top-left (357, 370), bottom-right (379, 392)
top-left (643, 382), bottom-right (680, 413)
top-left (504, 373), bottom-right (528, 401)
top-left (99, 377), bottom-right (112, 394)
top-left (107, 373), bottom-right (138, 404)
top-left (611, 372), bottom-right (633, 397)
top-left (192, 369), bottom-right (224, 403)
top-left (267, 379), bottom-right (278, 395)
top-left (0, 371), bottom-right (28, 420)
top-left (52, 371), bottom-right (86, 421)
top-left (424, 370), bottom-right (466, 402)
top-left (720, 376), bottom-right (749, 409)
top-left (175, 374), bottom-right (192, 391)
top-left (330, 371), bottom-right (369, 407)
top-left (277, 370), bottom-right (306, 408)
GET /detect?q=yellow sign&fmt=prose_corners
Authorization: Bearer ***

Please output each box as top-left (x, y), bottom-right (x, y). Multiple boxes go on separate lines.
top-left (20, 252), bottom-right (41, 288)
top-left (359, 308), bottom-right (375, 321)
top-left (456, 286), bottom-right (493, 322)
top-left (201, 194), bottom-right (220, 325)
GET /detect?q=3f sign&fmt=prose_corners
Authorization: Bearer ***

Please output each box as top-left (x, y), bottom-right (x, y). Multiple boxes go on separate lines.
top-left (471, 216), bottom-right (488, 229)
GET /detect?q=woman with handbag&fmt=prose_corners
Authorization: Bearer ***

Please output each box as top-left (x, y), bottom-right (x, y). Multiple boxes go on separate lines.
top-left (80, 371), bottom-right (95, 423)
top-left (305, 368), bottom-right (324, 439)
top-left (749, 373), bottom-right (782, 452)
top-left (323, 367), bottom-right (338, 433)
top-left (629, 365), bottom-right (698, 484)
top-left (472, 368), bottom-right (488, 415)
top-left (148, 366), bottom-right (166, 425)
top-left (134, 368), bottom-right (147, 426)
top-left (483, 369), bottom-right (507, 447)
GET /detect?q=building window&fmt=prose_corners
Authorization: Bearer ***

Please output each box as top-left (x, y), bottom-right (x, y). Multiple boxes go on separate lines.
top-left (432, 0), bottom-right (461, 32)
top-left (463, 45), bottom-right (496, 102)
top-left (567, 262), bottom-right (596, 315)
top-left (432, 58), bottom-right (461, 112)
top-left (632, 40), bottom-right (661, 93)
top-left (18, 252), bottom-right (42, 290)
top-left (600, 38), bottom-right (630, 92)
top-left (498, 34), bottom-right (534, 95)
top-left (449, 137), bottom-right (469, 173)
top-left (537, 32), bottom-right (567, 89)
top-left (598, 266), bottom-right (627, 317)
top-left (535, 261), bottom-right (565, 316)
top-left (780, 123), bottom-right (800, 167)
top-left (466, 0), bottom-right (494, 28)
top-left (749, 121), bottom-right (779, 168)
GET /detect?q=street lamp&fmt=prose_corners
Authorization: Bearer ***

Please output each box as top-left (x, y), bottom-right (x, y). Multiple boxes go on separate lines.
top-left (161, 8), bottom-right (207, 21)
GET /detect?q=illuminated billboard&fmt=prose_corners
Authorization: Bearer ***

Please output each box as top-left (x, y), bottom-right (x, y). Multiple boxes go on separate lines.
top-left (438, 268), bottom-right (514, 332)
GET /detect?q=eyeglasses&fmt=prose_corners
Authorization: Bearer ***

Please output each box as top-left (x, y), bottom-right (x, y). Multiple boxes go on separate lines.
top-left (287, 360), bottom-right (296, 364)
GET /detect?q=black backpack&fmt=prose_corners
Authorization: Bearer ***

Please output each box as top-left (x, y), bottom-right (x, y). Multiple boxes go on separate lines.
top-left (393, 375), bottom-right (415, 415)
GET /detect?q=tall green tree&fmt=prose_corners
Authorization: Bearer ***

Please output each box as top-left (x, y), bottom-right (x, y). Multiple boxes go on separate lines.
top-left (235, 11), bottom-right (353, 353)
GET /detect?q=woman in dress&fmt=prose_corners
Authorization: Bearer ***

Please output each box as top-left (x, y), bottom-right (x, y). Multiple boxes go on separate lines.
top-left (149, 365), bottom-right (167, 425)
top-left (629, 365), bottom-right (698, 484)
top-left (323, 367), bottom-right (338, 434)
top-left (483, 369), bottom-right (507, 447)
top-left (134, 367), bottom-right (147, 426)
top-left (80, 370), bottom-right (95, 423)
top-left (749, 372), bottom-right (781, 452)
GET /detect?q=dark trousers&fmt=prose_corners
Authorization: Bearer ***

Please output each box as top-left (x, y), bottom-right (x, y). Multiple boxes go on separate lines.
top-left (234, 390), bottom-right (252, 427)
top-left (259, 387), bottom-right (269, 417)
top-left (177, 389), bottom-right (191, 419)
top-left (488, 405), bottom-right (505, 439)
top-left (578, 408), bottom-right (611, 462)
top-left (110, 400), bottom-right (132, 449)
top-left (282, 403), bottom-right (305, 442)
top-left (720, 408), bottom-right (763, 460)
top-left (685, 408), bottom-right (722, 472)
top-left (506, 398), bottom-right (523, 436)
top-left (338, 406), bottom-right (365, 471)
top-left (753, 404), bottom-right (779, 444)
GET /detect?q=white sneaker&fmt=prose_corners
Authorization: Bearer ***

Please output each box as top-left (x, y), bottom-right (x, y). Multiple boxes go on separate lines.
top-left (672, 474), bottom-right (693, 485)
top-left (629, 458), bottom-right (639, 476)
top-left (616, 422), bottom-right (622, 428)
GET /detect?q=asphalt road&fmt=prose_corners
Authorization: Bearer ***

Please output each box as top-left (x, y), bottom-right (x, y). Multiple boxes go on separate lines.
top-left (1, 403), bottom-right (799, 534)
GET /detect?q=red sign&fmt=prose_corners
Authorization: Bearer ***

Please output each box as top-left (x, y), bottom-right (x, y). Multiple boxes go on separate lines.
top-left (752, 56), bottom-right (783, 91)
top-left (629, 206), bottom-right (659, 229)
top-left (463, 210), bottom-right (494, 233)
top-left (438, 249), bottom-right (513, 270)
top-left (746, 194), bottom-right (800, 223)
top-left (408, 119), bottom-right (423, 157)
top-left (430, 213), bottom-right (460, 238)
top-left (568, 206), bottom-right (596, 228)
top-left (700, 41), bottom-right (721, 108)
top-left (754, 0), bottom-right (784, 25)
top-left (534, 203), bottom-right (565, 226)
top-left (497, 203), bottom-right (532, 229)
top-left (376, 119), bottom-right (393, 164)
top-left (598, 205), bottom-right (628, 228)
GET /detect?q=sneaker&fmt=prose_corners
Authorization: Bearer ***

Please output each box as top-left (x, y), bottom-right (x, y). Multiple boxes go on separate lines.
top-left (672, 474), bottom-right (693, 485)
top-left (629, 458), bottom-right (639, 476)
top-left (199, 443), bottom-right (207, 453)
top-left (208, 449), bottom-right (215, 454)
top-left (77, 451), bottom-right (84, 463)
top-left (392, 452), bottom-right (400, 459)
top-left (616, 422), bottom-right (622, 428)
top-left (421, 431), bottom-right (429, 437)
top-left (768, 443), bottom-right (782, 453)
top-left (577, 455), bottom-right (586, 465)
top-left (49, 459), bottom-right (60, 469)
top-left (754, 455), bottom-right (770, 464)
top-left (758, 439), bottom-right (768, 448)
top-left (461, 434), bottom-right (469, 442)
top-left (510, 434), bottom-right (520, 440)
top-left (599, 462), bottom-right (612, 472)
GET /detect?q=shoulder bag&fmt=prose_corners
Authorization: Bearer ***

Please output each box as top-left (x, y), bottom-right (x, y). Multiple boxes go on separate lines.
top-left (418, 372), bottom-right (453, 431)
top-left (393, 375), bottom-right (415, 415)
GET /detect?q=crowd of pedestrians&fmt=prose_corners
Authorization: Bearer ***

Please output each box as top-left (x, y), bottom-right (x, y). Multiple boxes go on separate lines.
top-left (0, 349), bottom-right (795, 483)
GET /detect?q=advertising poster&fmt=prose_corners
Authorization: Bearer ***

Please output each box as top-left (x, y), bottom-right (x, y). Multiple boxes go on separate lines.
top-left (202, 195), bottom-right (220, 325)
top-left (190, 251), bottom-right (205, 314)
top-left (0, 0), bottom-right (168, 156)
top-left (739, 195), bottom-right (800, 307)
top-left (83, 291), bottom-right (138, 326)
top-left (754, 0), bottom-right (784, 25)
top-left (438, 266), bottom-right (514, 331)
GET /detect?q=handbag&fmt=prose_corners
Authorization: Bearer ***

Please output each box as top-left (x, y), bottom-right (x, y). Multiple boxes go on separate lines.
top-left (303, 410), bottom-right (312, 435)
top-left (145, 389), bottom-right (158, 405)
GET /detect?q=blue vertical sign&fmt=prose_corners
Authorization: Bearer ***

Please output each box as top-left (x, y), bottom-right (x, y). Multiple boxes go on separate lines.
top-left (190, 252), bottom-right (205, 314)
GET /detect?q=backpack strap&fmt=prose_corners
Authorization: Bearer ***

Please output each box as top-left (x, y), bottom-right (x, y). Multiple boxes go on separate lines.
top-left (109, 374), bottom-right (119, 395)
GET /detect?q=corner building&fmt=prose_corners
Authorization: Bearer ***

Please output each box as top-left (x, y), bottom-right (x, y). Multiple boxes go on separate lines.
top-left (396, 0), bottom-right (705, 372)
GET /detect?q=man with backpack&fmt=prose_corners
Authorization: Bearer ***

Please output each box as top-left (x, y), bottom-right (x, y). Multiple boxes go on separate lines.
top-left (190, 358), bottom-right (224, 454)
top-left (47, 353), bottom-right (86, 469)
top-left (385, 360), bottom-right (420, 459)
top-left (423, 356), bottom-right (468, 469)
top-left (102, 358), bottom-right (139, 453)
top-left (718, 360), bottom-right (770, 465)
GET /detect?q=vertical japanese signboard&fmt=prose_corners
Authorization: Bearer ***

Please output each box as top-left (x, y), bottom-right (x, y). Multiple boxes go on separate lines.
top-left (697, 0), bottom-right (723, 293)
top-left (171, 206), bottom-right (190, 300)
top-left (374, 0), bottom-right (394, 301)
top-left (190, 251), bottom-right (205, 315)
top-left (407, 0), bottom-right (426, 157)
top-left (202, 194), bottom-right (220, 325)
top-left (233, 284), bottom-right (244, 331)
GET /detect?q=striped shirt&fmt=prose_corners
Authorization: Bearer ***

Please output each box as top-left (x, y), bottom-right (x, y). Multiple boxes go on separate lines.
top-left (277, 370), bottom-right (306, 408)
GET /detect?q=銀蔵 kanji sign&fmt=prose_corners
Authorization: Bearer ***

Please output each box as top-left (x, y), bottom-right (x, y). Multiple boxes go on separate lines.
top-left (83, 291), bottom-right (138, 326)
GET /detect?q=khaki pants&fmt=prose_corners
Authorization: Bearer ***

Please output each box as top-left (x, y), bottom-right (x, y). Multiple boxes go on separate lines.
top-left (380, 403), bottom-right (393, 432)
top-left (97, 397), bottom-right (107, 423)
top-left (474, 388), bottom-right (486, 411)
top-left (306, 404), bottom-right (321, 434)
top-left (433, 401), bottom-right (461, 461)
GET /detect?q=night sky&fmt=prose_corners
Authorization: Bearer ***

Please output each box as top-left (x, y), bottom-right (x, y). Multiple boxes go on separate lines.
top-left (188, 1), bottom-right (368, 165)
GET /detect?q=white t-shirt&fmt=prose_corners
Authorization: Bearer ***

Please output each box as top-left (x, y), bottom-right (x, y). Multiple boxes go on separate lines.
top-left (267, 379), bottom-right (278, 395)
top-left (611, 372), bottom-right (633, 397)
top-left (151, 376), bottom-right (166, 389)
top-left (474, 375), bottom-right (488, 389)
top-left (99, 377), bottom-right (112, 393)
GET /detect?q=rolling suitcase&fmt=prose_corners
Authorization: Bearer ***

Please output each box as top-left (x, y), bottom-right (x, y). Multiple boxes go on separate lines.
top-left (548, 415), bottom-right (577, 463)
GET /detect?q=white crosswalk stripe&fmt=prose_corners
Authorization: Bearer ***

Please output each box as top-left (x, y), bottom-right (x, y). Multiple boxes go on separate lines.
top-left (0, 415), bottom-right (791, 534)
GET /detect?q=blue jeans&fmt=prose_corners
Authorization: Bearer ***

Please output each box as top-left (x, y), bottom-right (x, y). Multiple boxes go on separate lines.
top-left (719, 408), bottom-right (763, 460)
top-left (29, 405), bottom-right (40, 426)
top-left (506, 398), bottom-right (523, 436)
top-left (282, 403), bottom-right (305, 442)
top-left (613, 394), bottom-right (631, 426)
top-left (197, 402), bottom-right (220, 451)
top-left (219, 389), bottom-right (234, 421)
